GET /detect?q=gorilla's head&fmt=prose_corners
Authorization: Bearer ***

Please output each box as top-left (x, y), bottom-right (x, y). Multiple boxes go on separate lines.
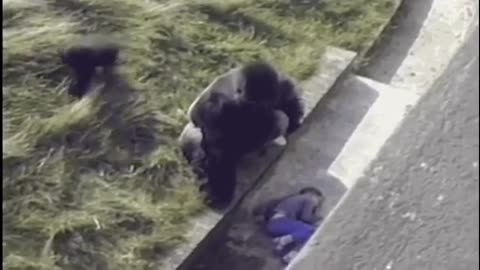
top-left (239, 61), bottom-right (281, 108)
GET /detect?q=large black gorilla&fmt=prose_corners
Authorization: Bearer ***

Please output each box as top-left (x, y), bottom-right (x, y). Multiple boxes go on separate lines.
top-left (179, 62), bottom-right (305, 208)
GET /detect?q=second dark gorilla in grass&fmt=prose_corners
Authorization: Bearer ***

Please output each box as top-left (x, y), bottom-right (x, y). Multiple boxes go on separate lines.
top-left (61, 34), bottom-right (120, 98)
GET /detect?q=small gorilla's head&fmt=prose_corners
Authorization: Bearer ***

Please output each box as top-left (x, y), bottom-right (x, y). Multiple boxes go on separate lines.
top-left (240, 61), bottom-right (281, 107)
top-left (61, 34), bottom-right (119, 70)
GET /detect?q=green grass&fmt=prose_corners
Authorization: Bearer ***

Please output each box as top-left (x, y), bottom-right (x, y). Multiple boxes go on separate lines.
top-left (3, 0), bottom-right (395, 269)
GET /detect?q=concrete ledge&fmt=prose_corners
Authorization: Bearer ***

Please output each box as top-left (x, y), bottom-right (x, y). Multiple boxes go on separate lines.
top-left (287, 76), bottom-right (420, 270)
top-left (159, 46), bottom-right (357, 270)
top-left (353, 0), bottom-right (404, 68)
top-left (328, 76), bottom-right (420, 188)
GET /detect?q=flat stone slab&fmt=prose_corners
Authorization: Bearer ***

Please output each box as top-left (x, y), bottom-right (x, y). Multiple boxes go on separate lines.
top-left (159, 46), bottom-right (357, 270)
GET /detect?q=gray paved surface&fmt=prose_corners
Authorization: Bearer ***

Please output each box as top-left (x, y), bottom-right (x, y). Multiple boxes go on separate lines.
top-left (289, 27), bottom-right (479, 270)
top-left (359, 0), bottom-right (477, 95)
top-left (360, 0), bottom-right (434, 83)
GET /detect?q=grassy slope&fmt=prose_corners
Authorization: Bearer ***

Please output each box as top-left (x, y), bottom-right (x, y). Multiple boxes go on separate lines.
top-left (2, 0), bottom-right (394, 269)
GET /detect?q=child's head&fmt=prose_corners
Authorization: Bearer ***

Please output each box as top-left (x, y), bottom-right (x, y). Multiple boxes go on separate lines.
top-left (299, 186), bottom-right (324, 205)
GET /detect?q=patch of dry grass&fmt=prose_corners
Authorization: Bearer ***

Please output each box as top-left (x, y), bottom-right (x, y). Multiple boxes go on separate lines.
top-left (3, 0), bottom-right (394, 269)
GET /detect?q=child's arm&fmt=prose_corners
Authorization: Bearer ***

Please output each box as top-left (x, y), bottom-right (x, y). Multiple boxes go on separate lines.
top-left (252, 197), bottom-right (282, 224)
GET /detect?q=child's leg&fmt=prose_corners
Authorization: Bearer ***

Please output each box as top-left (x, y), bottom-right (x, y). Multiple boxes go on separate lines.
top-left (267, 218), bottom-right (315, 240)
top-left (267, 218), bottom-right (315, 244)
top-left (267, 218), bottom-right (296, 252)
top-left (275, 240), bottom-right (297, 256)
top-left (278, 221), bottom-right (314, 266)
top-left (287, 220), bottom-right (315, 245)
top-left (281, 249), bottom-right (300, 265)
top-left (267, 218), bottom-right (315, 265)
top-left (267, 218), bottom-right (316, 253)
top-left (266, 217), bottom-right (294, 237)
top-left (272, 235), bottom-right (294, 253)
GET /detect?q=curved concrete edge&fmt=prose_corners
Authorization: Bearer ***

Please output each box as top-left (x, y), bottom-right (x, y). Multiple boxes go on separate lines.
top-left (327, 76), bottom-right (420, 188)
top-left (353, 0), bottom-right (403, 68)
top-left (286, 77), bottom-right (421, 270)
top-left (160, 46), bottom-right (357, 270)
top-left (361, 0), bottom-right (478, 95)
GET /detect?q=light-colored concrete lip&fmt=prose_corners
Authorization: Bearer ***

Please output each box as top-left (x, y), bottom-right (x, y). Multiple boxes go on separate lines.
top-left (328, 76), bottom-right (420, 189)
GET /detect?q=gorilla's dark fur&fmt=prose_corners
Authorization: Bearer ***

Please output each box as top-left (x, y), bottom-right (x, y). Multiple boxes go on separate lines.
top-left (180, 61), bottom-right (305, 208)
top-left (241, 61), bottom-right (305, 134)
top-left (197, 92), bottom-right (290, 206)
top-left (61, 35), bottom-right (120, 98)
top-left (61, 35), bottom-right (163, 158)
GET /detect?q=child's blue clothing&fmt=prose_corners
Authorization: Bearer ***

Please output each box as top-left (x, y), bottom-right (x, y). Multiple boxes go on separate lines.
top-left (267, 216), bottom-right (315, 245)
top-left (271, 194), bottom-right (319, 224)
top-left (261, 193), bottom-right (321, 263)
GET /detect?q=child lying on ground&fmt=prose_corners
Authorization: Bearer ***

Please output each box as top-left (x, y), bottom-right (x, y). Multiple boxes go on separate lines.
top-left (253, 187), bottom-right (324, 265)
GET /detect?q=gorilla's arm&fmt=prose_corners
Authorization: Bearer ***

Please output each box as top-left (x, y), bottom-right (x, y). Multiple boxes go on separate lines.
top-left (240, 61), bottom-right (305, 135)
top-left (277, 74), bottom-right (305, 134)
top-left (188, 76), bottom-right (222, 127)
top-left (199, 105), bottom-right (282, 207)
top-left (202, 150), bottom-right (238, 207)
top-left (217, 103), bottom-right (285, 153)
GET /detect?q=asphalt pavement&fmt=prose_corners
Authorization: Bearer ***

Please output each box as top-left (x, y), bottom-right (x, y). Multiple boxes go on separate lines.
top-left (289, 27), bottom-right (479, 270)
